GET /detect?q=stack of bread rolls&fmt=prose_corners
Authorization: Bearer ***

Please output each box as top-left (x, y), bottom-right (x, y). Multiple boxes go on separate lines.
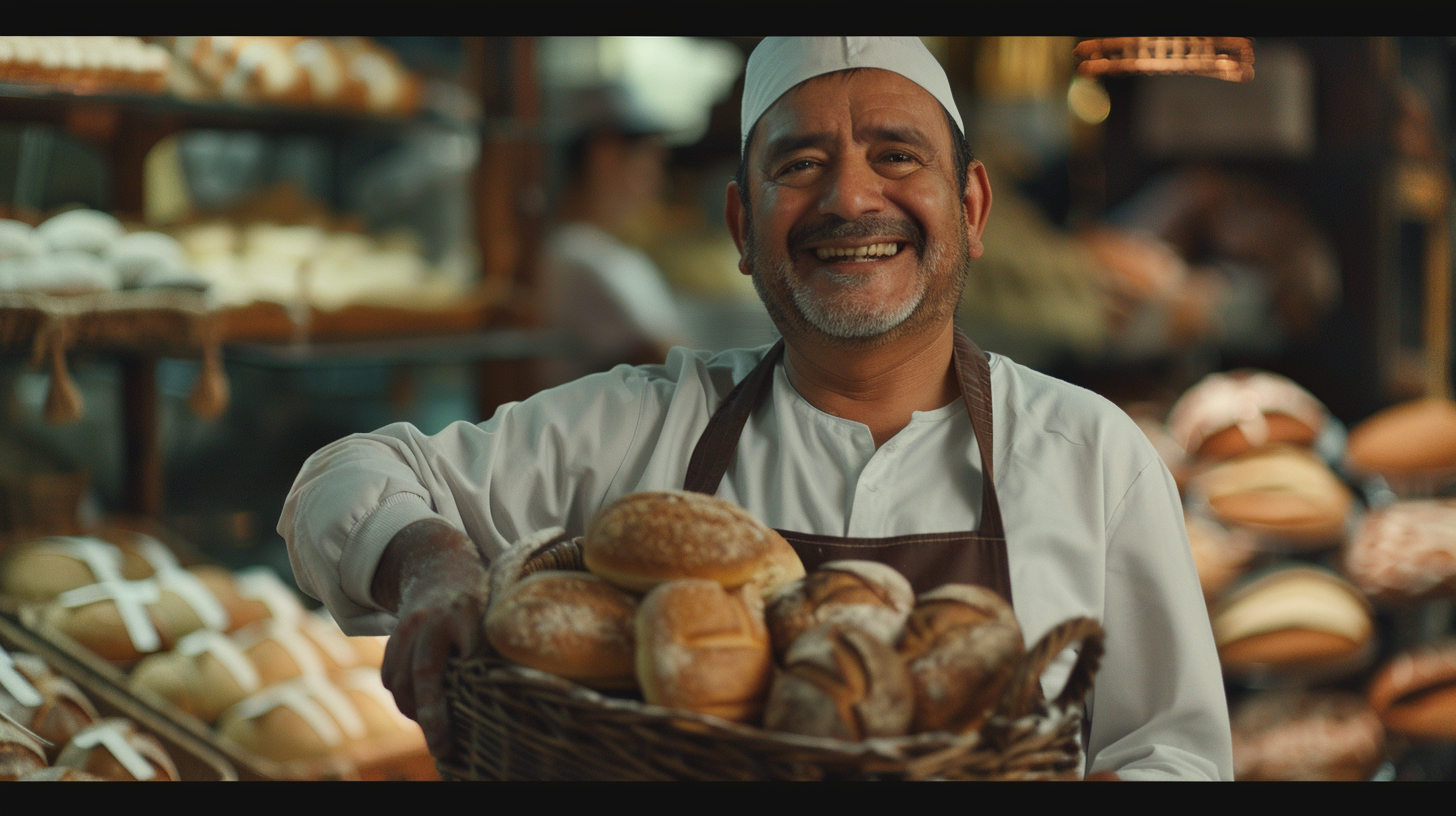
top-left (2, 642), bottom-right (181, 781)
top-left (484, 491), bottom-right (1031, 741)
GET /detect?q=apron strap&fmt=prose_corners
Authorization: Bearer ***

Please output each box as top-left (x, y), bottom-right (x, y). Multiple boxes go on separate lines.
top-left (684, 329), bottom-right (1001, 540)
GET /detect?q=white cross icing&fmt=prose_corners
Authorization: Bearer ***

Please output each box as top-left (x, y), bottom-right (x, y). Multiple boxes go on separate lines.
top-left (57, 579), bottom-right (161, 654)
top-left (57, 719), bottom-right (157, 781)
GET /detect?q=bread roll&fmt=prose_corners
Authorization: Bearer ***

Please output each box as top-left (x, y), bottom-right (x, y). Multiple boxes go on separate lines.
top-left (1192, 444), bottom-right (1353, 545)
top-left (41, 577), bottom-right (217, 664)
top-left (55, 718), bottom-right (178, 781)
top-left (0, 719), bottom-right (48, 781)
top-left (765, 560), bottom-right (914, 663)
top-left (231, 618), bottom-right (331, 686)
top-left (1212, 567), bottom-right (1373, 675)
top-left (485, 570), bottom-right (639, 691)
top-left (1, 652), bottom-right (99, 761)
top-left (217, 674), bottom-right (368, 764)
top-left (188, 565), bottom-right (307, 632)
top-left (763, 622), bottom-right (914, 740)
top-left (897, 584), bottom-right (1024, 734)
top-left (0, 536), bottom-right (127, 603)
top-left (1346, 397), bottom-right (1456, 479)
top-left (1231, 690), bottom-right (1384, 781)
top-left (1167, 369), bottom-right (1326, 460)
top-left (1342, 499), bottom-right (1456, 603)
top-left (1367, 641), bottom-right (1456, 740)
top-left (128, 629), bottom-right (262, 724)
top-left (634, 579), bottom-right (773, 724)
top-left (583, 490), bottom-right (805, 597)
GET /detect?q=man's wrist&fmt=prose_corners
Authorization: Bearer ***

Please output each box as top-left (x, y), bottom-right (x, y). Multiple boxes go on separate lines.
top-left (372, 518), bottom-right (488, 614)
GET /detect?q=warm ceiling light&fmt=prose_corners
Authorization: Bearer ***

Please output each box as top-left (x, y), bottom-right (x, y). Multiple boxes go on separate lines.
top-left (1073, 37), bottom-right (1255, 82)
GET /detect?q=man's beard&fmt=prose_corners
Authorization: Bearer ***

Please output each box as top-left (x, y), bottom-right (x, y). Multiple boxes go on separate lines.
top-left (747, 213), bottom-right (971, 347)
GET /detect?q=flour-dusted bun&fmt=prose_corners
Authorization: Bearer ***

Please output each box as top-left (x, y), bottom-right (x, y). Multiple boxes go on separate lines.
top-left (1347, 397), bottom-right (1456, 483)
top-left (1231, 690), bottom-right (1385, 781)
top-left (485, 570), bottom-right (639, 691)
top-left (897, 584), bottom-right (1024, 734)
top-left (1212, 566), bottom-right (1374, 676)
top-left (55, 717), bottom-right (179, 781)
top-left (765, 560), bottom-right (914, 663)
top-left (1191, 444), bottom-right (1353, 546)
top-left (763, 622), bottom-right (914, 740)
top-left (1342, 499), bottom-right (1456, 603)
top-left (583, 490), bottom-right (805, 597)
top-left (0, 652), bottom-right (99, 762)
top-left (0, 719), bottom-right (48, 781)
top-left (1167, 369), bottom-right (1327, 461)
top-left (635, 579), bottom-right (773, 724)
top-left (34, 209), bottom-right (125, 256)
top-left (1367, 641), bottom-right (1456, 740)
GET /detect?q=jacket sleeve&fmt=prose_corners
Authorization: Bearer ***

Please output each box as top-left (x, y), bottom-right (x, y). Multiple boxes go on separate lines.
top-left (277, 369), bottom-right (653, 636)
top-left (1084, 457), bottom-right (1235, 780)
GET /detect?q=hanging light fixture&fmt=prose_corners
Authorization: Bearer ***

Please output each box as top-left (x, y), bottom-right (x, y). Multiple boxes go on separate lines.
top-left (1073, 37), bottom-right (1255, 82)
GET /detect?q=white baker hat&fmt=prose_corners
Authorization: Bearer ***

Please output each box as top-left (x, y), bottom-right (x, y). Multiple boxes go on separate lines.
top-left (740, 37), bottom-right (963, 155)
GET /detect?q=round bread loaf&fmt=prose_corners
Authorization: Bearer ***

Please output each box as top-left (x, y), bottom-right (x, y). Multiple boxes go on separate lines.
top-left (1367, 641), bottom-right (1456, 740)
top-left (1346, 397), bottom-right (1456, 479)
top-left (217, 674), bottom-right (368, 764)
top-left (34, 208), bottom-right (124, 255)
top-left (188, 565), bottom-right (307, 632)
top-left (485, 570), bottom-right (639, 691)
top-left (1231, 690), bottom-right (1385, 781)
top-left (129, 629), bottom-right (262, 724)
top-left (583, 490), bottom-right (805, 597)
top-left (765, 560), bottom-right (914, 663)
top-left (763, 622), bottom-right (914, 740)
top-left (1342, 499), bottom-right (1456, 603)
top-left (1192, 444), bottom-right (1353, 545)
top-left (1212, 567), bottom-right (1374, 676)
top-left (55, 718), bottom-right (178, 781)
top-left (0, 536), bottom-right (127, 603)
top-left (634, 579), bottom-right (773, 724)
top-left (1167, 369), bottom-right (1327, 460)
top-left (897, 584), bottom-right (1024, 734)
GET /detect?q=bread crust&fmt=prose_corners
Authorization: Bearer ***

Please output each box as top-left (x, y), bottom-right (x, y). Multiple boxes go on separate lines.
top-left (1367, 642), bottom-right (1456, 739)
top-left (485, 570), bottom-right (639, 690)
top-left (897, 585), bottom-right (1024, 734)
top-left (763, 622), bottom-right (914, 740)
top-left (1347, 397), bottom-right (1456, 477)
top-left (765, 560), bottom-right (914, 663)
top-left (583, 491), bottom-right (804, 596)
top-left (634, 579), bottom-right (772, 723)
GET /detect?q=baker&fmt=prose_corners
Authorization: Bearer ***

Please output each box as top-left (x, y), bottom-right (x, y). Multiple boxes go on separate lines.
top-left (279, 36), bottom-right (1233, 780)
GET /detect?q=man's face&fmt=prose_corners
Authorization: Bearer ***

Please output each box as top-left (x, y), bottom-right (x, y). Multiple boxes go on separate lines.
top-left (730, 68), bottom-right (989, 348)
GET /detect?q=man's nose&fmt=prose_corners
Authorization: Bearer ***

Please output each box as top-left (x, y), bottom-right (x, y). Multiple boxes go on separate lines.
top-left (819, 157), bottom-right (885, 221)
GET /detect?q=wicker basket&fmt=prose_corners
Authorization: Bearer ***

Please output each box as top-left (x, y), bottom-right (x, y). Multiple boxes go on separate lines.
top-left (439, 576), bottom-right (1104, 781)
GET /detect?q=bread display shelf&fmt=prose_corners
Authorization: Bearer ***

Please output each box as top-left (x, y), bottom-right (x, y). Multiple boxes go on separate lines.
top-left (0, 611), bottom-right (238, 781)
top-left (440, 616), bottom-right (1103, 781)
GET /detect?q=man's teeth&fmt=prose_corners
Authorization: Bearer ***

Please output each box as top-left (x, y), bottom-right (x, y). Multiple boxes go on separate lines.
top-left (814, 243), bottom-right (900, 261)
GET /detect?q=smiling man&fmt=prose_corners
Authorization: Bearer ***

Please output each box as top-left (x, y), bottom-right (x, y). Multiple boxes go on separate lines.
top-left (280, 36), bottom-right (1233, 780)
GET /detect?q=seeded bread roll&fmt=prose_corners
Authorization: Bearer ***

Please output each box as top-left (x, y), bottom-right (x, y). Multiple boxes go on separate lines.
top-left (898, 584), bottom-right (1024, 734)
top-left (583, 490), bottom-right (805, 597)
top-left (765, 560), bottom-right (914, 663)
top-left (1367, 641), bottom-right (1456, 740)
top-left (763, 622), bottom-right (914, 740)
top-left (55, 718), bottom-right (179, 781)
top-left (635, 579), bottom-right (773, 724)
top-left (485, 570), bottom-right (639, 691)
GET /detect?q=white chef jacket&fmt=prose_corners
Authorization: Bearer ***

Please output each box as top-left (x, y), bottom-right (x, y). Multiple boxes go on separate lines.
top-left (279, 342), bottom-right (1234, 781)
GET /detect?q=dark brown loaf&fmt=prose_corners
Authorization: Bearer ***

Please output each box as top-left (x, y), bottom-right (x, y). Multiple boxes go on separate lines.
top-left (634, 579), bottom-right (773, 724)
top-left (583, 490), bottom-right (805, 597)
top-left (764, 560), bottom-right (915, 663)
top-left (898, 584), bottom-right (1024, 734)
top-left (763, 622), bottom-right (914, 740)
top-left (485, 570), bottom-right (639, 691)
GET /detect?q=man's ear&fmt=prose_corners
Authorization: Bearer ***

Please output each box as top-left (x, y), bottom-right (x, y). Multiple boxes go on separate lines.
top-left (962, 159), bottom-right (992, 259)
top-left (725, 181), bottom-right (752, 276)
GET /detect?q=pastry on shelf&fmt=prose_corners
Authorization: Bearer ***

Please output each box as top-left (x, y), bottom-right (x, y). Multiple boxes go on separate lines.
top-left (1341, 498), bottom-right (1456, 603)
top-left (1211, 565), bottom-right (1375, 679)
top-left (1230, 689), bottom-right (1386, 781)
top-left (1367, 640), bottom-right (1456, 741)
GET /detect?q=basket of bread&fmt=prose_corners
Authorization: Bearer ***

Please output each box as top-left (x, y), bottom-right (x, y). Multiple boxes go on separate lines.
top-left (439, 490), bottom-right (1104, 781)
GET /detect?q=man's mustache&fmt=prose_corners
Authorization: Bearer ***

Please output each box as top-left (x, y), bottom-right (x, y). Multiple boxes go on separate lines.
top-left (787, 215), bottom-right (925, 257)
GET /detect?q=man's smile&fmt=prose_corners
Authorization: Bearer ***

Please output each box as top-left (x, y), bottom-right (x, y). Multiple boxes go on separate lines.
top-left (812, 242), bottom-right (902, 262)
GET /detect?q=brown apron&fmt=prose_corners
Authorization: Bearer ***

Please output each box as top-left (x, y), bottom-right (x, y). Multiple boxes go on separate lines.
top-left (682, 327), bottom-right (1013, 605)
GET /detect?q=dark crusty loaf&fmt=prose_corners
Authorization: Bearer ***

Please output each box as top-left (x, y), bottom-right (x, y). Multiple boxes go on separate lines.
top-left (898, 584), bottom-right (1024, 734)
top-left (763, 622), bottom-right (914, 740)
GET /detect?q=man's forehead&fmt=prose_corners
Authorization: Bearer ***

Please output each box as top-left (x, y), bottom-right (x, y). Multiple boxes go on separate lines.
top-left (750, 69), bottom-right (950, 160)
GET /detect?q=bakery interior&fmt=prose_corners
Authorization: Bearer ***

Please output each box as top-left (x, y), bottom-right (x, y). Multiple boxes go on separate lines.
top-left (2, 35), bottom-right (1456, 781)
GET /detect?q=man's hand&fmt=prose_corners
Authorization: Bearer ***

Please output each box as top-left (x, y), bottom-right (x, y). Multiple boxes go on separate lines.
top-left (372, 518), bottom-right (491, 759)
